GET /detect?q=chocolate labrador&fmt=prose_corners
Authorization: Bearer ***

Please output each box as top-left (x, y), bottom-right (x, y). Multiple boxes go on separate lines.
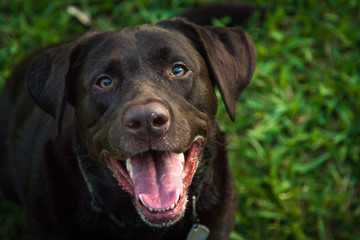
top-left (0, 6), bottom-right (255, 240)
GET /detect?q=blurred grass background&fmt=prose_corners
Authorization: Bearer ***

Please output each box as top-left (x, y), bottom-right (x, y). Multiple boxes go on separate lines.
top-left (0, 0), bottom-right (359, 239)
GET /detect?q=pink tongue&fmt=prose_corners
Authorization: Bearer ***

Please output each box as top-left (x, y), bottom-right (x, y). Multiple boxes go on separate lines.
top-left (131, 151), bottom-right (183, 209)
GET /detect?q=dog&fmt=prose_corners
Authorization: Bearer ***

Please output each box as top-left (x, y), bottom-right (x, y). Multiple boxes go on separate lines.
top-left (0, 5), bottom-right (255, 240)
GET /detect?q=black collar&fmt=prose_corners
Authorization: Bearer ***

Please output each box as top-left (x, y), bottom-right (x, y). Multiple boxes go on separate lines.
top-left (77, 154), bottom-right (128, 228)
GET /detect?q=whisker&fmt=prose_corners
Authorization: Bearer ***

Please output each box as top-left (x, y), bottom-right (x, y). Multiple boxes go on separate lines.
top-left (207, 138), bottom-right (236, 152)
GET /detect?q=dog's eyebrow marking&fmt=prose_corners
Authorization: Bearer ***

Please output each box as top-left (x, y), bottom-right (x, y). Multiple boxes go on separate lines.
top-left (103, 57), bottom-right (123, 77)
top-left (108, 58), bottom-right (121, 67)
top-left (156, 47), bottom-right (170, 60)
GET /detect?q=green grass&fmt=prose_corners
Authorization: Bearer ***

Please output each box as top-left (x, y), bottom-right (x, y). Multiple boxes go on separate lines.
top-left (1, 0), bottom-right (359, 239)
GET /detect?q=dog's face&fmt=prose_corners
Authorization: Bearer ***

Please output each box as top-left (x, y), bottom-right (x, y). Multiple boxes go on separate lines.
top-left (26, 19), bottom-right (255, 227)
top-left (75, 26), bottom-right (218, 226)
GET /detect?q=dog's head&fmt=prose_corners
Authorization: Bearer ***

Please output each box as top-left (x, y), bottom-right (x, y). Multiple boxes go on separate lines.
top-left (26, 19), bottom-right (255, 227)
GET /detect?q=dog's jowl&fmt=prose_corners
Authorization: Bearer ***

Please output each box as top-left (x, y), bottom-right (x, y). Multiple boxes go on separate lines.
top-left (0, 13), bottom-right (255, 240)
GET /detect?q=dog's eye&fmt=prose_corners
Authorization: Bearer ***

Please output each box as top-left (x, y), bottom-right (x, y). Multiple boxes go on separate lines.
top-left (97, 77), bottom-right (113, 89)
top-left (170, 65), bottom-right (187, 77)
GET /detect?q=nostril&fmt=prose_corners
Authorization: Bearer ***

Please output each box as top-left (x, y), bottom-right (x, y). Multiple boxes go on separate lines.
top-left (124, 107), bottom-right (145, 133)
top-left (126, 119), bottom-right (141, 130)
top-left (152, 114), bottom-right (169, 128)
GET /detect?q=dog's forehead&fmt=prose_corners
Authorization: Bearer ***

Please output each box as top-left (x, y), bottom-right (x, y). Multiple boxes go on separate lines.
top-left (87, 25), bottom-right (197, 62)
top-left (133, 25), bottom-right (190, 48)
top-left (81, 25), bottom-right (202, 79)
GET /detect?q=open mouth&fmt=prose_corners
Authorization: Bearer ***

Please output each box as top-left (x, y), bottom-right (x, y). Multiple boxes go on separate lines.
top-left (103, 136), bottom-right (203, 226)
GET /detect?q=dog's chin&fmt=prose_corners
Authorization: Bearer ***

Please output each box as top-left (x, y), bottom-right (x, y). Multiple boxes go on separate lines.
top-left (135, 192), bottom-right (189, 228)
top-left (103, 136), bottom-right (203, 227)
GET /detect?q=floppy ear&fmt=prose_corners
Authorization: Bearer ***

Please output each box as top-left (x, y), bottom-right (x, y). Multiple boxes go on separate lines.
top-left (26, 43), bottom-right (76, 118)
top-left (156, 19), bottom-right (256, 121)
top-left (26, 33), bottom-right (101, 135)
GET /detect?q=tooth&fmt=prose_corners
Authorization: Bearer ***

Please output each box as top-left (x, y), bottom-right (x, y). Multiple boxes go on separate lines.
top-left (139, 194), bottom-right (148, 208)
top-left (126, 158), bottom-right (132, 172)
top-left (162, 208), bottom-right (166, 212)
top-left (148, 207), bottom-right (153, 212)
top-left (175, 188), bottom-right (180, 203)
top-left (170, 203), bottom-right (175, 210)
top-left (179, 153), bottom-right (185, 164)
top-left (130, 170), bottom-right (133, 180)
top-left (166, 207), bottom-right (170, 211)
top-left (179, 153), bottom-right (185, 170)
top-left (193, 135), bottom-right (203, 141)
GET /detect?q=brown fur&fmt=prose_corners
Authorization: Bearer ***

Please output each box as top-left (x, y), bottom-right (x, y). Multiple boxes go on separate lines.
top-left (0, 17), bottom-right (255, 240)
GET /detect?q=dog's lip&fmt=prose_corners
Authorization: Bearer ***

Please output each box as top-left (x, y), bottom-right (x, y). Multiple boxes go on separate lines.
top-left (102, 136), bottom-right (203, 225)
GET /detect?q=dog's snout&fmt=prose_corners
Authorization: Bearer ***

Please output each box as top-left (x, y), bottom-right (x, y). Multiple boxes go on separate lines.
top-left (124, 102), bottom-right (170, 137)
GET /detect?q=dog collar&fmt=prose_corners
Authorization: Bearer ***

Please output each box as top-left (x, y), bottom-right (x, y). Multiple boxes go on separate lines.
top-left (186, 195), bottom-right (211, 240)
top-left (77, 155), bottom-right (127, 228)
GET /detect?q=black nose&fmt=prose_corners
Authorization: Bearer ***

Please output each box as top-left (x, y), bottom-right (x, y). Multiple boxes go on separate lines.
top-left (124, 102), bottom-right (170, 138)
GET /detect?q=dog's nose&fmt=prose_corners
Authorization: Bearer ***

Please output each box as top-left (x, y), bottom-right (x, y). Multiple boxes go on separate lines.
top-left (124, 102), bottom-right (170, 138)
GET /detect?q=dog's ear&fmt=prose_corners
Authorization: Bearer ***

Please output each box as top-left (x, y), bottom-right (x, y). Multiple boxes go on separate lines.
top-left (157, 19), bottom-right (256, 121)
top-left (26, 33), bottom-right (101, 135)
top-left (26, 43), bottom-right (75, 118)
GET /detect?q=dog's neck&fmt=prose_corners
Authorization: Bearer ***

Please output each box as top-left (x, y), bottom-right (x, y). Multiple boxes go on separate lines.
top-left (73, 131), bottom-right (144, 228)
